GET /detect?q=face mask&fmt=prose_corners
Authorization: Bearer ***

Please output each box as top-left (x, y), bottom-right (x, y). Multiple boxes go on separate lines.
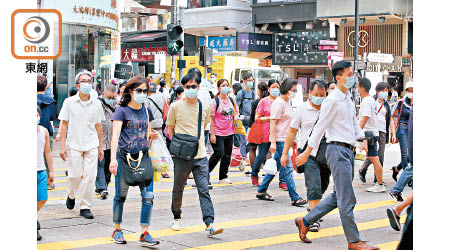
top-left (133, 93), bottom-right (147, 104)
top-left (344, 76), bottom-right (356, 89)
top-left (105, 98), bottom-right (115, 106)
top-left (378, 91), bottom-right (388, 100)
top-left (270, 88), bottom-right (280, 97)
top-left (406, 92), bottom-right (413, 99)
top-left (210, 78), bottom-right (216, 83)
top-left (185, 89), bottom-right (199, 99)
top-left (221, 86), bottom-right (231, 94)
top-left (289, 90), bottom-right (297, 99)
top-left (328, 89), bottom-right (334, 94)
top-left (37, 117), bottom-right (41, 125)
top-left (311, 96), bottom-right (326, 105)
top-left (247, 81), bottom-right (254, 89)
top-left (80, 82), bottom-right (92, 94)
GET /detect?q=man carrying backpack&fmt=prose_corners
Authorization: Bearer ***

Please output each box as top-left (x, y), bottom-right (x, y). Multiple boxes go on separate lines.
top-left (235, 73), bottom-right (255, 163)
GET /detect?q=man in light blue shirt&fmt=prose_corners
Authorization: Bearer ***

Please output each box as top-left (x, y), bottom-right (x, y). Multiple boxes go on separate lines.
top-left (235, 73), bottom-right (255, 160)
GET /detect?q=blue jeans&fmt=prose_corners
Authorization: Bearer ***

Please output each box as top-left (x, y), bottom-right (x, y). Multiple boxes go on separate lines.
top-left (96, 149), bottom-right (111, 191)
top-left (396, 125), bottom-right (409, 171)
top-left (392, 164), bottom-right (413, 193)
top-left (113, 152), bottom-right (154, 226)
top-left (257, 142), bottom-right (300, 201)
top-left (251, 142), bottom-right (270, 177)
top-left (239, 124), bottom-right (249, 157)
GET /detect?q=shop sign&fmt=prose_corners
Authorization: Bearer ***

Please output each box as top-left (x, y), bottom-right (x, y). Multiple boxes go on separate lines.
top-left (328, 52), bottom-right (343, 69)
top-left (347, 30), bottom-right (369, 48)
top-left (259, 59), bottom-right (272, 67)
top-left (121, 46), bottom-right (166, 62)
top-left (319, 40), bottom-right (337, 46)
top-left (114, 64), bottom-right (132, 79)
top-left (367, 62), bottom-right (402, 72)
top-left (367, 53), bottom-right (394, 64)
top-left (402, 57), bottom-right (411, 67)
top-left (319, 45), bottom-right (337, 51)
top-left (237, 33), bottom-right (272, 52)
top-left (274, 30), bottom-right (330, 65)
top-left (200, 36), bottom-right (236, 51)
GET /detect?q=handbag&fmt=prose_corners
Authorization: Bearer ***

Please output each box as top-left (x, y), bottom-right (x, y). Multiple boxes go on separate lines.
top-left (169, 100), bottom-right (202, 161)
top-left (119, 107), bottom-right (154, 186)
top-left (247, 120), bottom-right (263, 144)
top-left (291, 144), bottom-right (298, 172)
top-left (296, 117), bottom-right (328, 173)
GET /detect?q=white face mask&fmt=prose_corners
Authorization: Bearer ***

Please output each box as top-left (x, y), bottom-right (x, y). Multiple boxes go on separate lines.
top-left (406, 92), bottom-right (413, 99)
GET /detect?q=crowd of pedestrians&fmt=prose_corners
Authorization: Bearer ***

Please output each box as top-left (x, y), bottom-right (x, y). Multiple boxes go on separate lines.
top-left (36, 62), bottom-right (413, 249)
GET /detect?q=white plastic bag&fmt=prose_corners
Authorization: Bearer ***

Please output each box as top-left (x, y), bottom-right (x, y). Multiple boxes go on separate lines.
top-left (149, 135), bottom-right (174, 172)
top-left (263, 158), bottom-right (278, 175)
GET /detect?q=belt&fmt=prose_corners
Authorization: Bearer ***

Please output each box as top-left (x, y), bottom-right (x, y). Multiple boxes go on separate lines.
top-left (400, 123), bottom-right (408, 126)
top-left (328, 141), bottom-right (355, 151)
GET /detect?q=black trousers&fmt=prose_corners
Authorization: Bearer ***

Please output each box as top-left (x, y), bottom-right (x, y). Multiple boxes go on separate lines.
top-left (104, 149), bottom-right (112, 185)
top-left (208, 134), bottom-right (234, 180)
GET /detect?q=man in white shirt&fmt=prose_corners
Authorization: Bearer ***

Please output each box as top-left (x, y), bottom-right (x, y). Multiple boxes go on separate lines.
top-left (59, 70), bottom-right (105, 219)
top-left (357, 78), bottom-right (386, 193)
top-left (294, 61), bottom-right (379, 250)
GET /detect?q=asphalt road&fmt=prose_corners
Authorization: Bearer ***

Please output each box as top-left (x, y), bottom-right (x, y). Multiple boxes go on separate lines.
top-left (37, 141), bottom-right (410, 250)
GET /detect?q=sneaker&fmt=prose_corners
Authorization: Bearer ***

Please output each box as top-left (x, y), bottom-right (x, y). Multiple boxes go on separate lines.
top-left (80, 209), bottom-right (94, 219)
top-left (219, 179), bottom-right (232, 184)
top-left (111, 229), bottom-right (127, 244)
top-left (367, 183), bottom-right (386, 193)
top-left (37, 231), bottom-right (42, 241)
top-left (279, 183), bottom-right (288, 191)
top-left (47, 183), bottom-right (55, 190)
top-left (171, 219), bottom-right (181, 231)
top-left (389, 191), bottom-right (404, 202)
top-left (206, 224), bottom-right (224, 237)
top-left (251, 175), bottom-right (259, 186)
top-left (386, 208), bottom-right (401, 231)
top-left (66, 196), bottom-right (75, 210)
top-left (139, 231), bottom-right (160, 247)
top-left (100, 190), bottom-right (108, 200)
top-left (359, 170), bottom-right (366, 183)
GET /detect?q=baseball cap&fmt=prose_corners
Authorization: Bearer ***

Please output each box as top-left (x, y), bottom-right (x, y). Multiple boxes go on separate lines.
top-left (404, 81), bottom-right (413, 90)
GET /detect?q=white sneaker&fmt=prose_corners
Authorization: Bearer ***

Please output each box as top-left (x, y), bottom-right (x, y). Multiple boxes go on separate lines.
top-left (219, 179), bottom-right (232, 184)
top-left (171, 219), bottom-right (181, 231)
top-left (367, 183), bottom-right (387, 193)
top-left (206, 224), bottom-right (224, 237)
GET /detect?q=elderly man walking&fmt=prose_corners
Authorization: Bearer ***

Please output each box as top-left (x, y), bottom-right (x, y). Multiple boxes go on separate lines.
top-left (59, 69), bottom-right (105, 219)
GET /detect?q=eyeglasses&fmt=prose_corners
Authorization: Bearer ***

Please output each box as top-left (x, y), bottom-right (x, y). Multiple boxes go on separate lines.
top-left (133, 88), bottom-right (148, 94)
top-left (184, 85), bottom-right (198, 90)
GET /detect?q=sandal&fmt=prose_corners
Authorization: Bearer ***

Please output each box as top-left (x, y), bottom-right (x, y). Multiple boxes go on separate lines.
top-left (161, 172), bottom-right (170, 178)
top-left (292, 198), bottom-right (308, 207)
top-left (256, 193), bottom-right (274, 201)
top-left (309, 222), bottom-right (320, 232)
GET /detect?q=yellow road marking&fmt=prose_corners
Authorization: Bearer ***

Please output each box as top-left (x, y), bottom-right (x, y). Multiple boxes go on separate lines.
top-left (376, 241), bottom-right (400, 250)
top-left (183, 216), bottom-right (406, 250)
top-left (37, 199), bottom-right (395, 250)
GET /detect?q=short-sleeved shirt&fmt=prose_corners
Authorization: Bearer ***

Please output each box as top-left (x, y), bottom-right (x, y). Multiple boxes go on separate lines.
top-left (112, 105), bottom-right (154, 154)
top-left (359, 96), bottom-right (379, 137)
top-left (290, 100), bottom-right (320, 156)
top-left (58, 92), bottom-right (105, 151)
top-left (166, 99), bottom-right (211, 159)
top-left (144, 92), bottom-right (165, 129)
top-left (271, 97), bottom-right (294, 142)
top-left (394, 97), bottom-right (412, 125)
top-left (376, 100), bottom-right (387, 133)
top-left (256, 97), bottom-right (273, 143)
top-left (236, 89), bottom-right (255, 116)
top-left (211, 97), bottom-right (237, 136)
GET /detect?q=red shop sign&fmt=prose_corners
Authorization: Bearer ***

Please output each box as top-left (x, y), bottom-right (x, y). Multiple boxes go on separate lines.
top-left (121, 45), bottom-right (167, 62)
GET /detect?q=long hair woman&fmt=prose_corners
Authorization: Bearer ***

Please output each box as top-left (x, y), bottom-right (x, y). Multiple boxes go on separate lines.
top-left (109, 75), bottom-right (160, 247)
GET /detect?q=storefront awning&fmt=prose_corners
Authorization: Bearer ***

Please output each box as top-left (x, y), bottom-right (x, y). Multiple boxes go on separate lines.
top-left (122, 32), bottom-right (166, 43)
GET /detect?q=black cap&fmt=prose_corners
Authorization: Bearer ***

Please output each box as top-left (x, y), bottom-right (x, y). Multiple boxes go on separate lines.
top-left (332, 60), bottom-right (352, 78)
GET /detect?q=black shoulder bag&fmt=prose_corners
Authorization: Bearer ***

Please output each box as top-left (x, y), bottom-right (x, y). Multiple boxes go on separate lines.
top-left (296, 117), bottom-right (328, 173)
top-left (119, 107), bottom-right (154, 187)
top-left (169, 100), bottom-right (202, 161)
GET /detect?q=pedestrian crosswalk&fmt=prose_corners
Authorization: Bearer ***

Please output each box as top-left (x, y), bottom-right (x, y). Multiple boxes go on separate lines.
top-left (37, 199), bottom-right (401, 250)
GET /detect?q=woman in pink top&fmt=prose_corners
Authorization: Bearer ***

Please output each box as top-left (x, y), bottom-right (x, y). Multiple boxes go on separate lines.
top-left (209, 79), bottom-right (239, 184)
top-left (256, 78), bottom-right (307, 207)
top-left (250, 80), bottom-right (279, 186)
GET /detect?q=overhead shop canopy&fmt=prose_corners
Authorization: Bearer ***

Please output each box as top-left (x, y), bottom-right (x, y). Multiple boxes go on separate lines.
top-left (122, 32), bottom-right (166, 43)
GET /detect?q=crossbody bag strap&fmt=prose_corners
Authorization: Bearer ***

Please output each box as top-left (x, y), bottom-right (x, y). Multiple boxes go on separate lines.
top-left (149, 98), bottom-right (163, 115)
top-left (302, 116), bottom-right (320, 151)
top-left (144, 106), bottom-right (150, 141)
top-left (395, 100), bottom-right (404, 133)
top-left (197, 100), bottom-right (202, 140)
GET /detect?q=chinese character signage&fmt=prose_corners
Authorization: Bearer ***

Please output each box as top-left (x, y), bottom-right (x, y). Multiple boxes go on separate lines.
top-left (121, 44), bottom-right (167, 62)
top-left (274, 30), bottom-right (330, 65)
top-left (200, 37), bottom-right (236, 51)
top-left (237, 33), bottom-right (272, 52)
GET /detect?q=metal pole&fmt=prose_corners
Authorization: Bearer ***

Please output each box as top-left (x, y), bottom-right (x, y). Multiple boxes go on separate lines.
top-left (178, 4), bottom-right (184, 82)
top-left (204, 36), bottom-right (208, 78)
top-left (170, 0), bottom-right (177, 84)
top-left (354, 0), bottom-right (359, 72)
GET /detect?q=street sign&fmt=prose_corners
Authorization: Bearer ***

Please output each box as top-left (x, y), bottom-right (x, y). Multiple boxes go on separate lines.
top-left (367, 53), bottom-right (394, 63)
top-left (350, 61), bottom-right (367, 70)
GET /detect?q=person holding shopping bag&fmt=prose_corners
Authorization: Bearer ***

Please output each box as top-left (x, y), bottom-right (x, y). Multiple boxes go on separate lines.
top-left (109, 76), bottom-right (160, 247)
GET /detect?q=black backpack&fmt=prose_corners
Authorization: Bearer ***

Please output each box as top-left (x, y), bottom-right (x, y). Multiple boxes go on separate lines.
top-left (215, 96), bottom-right (235, 113)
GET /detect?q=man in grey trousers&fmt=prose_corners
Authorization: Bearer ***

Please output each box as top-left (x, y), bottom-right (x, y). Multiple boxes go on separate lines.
top-left (294, 61), bottom-right (379, 250)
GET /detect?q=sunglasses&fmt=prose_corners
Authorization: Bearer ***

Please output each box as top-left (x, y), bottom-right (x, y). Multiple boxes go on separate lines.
top-left (184, 85), bottom-right (198, 89)
top-left (133, 88), bottom-right (148, 94)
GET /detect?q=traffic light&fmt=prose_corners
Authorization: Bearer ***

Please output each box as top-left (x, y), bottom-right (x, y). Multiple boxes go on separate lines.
top-left (166, 24), bottom-right (183, 56)
top-left (199, 46), bottom-right (205, 66)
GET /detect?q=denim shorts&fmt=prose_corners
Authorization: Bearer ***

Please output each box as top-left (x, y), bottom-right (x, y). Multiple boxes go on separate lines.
top-left (367, 136), bottom-right (379, 157)
top-left (37, 170), bottom-right (48, 201)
